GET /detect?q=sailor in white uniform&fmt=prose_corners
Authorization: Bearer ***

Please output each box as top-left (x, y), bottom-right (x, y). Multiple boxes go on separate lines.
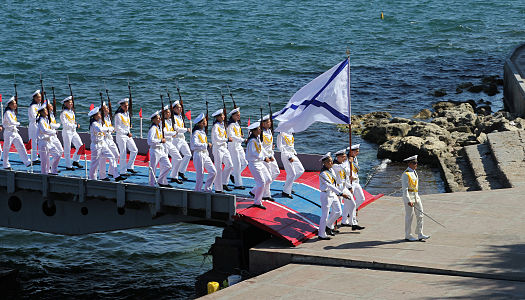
top-left (148, 110), bottom-right (172, 187)
top-left (160, 106), bottom-right (183, 184)
top-left (88, 107), bottom-right (121, 181)
top-left (3, 96), bottom-right (31, 169)
top-left (36, 106), bottom-right (61, 175)
top-left (170, 101), bottom-right (191, 181)
top-left (245, 121), bottom-right (272, 209)
top-left (98, 103), bottom-right (124, 181)
top-left (259, 115), bottom-right (279, 200)
top-left (277, 130), bottom-right (304, 198)
top-left (28, 90), bottom-right (42, 164)
top-left (347, 144), bottom-right (366, 228)
top-left (211, 109), bottom-right (233, 193)
top-left (114, 98), bottom-right (138, 176)
top-left (318, 153), bottom-right (349, 240)
top-left (61, 96), bottom-right (84, 170)
top-left (191, 113), bottom-right (216, 192)
top-left (402, 155), bottom-right (430, 241)
top-left (46, 103), bottom-right (64, 174)
top-left (226, 107), bottom-right (248, 189)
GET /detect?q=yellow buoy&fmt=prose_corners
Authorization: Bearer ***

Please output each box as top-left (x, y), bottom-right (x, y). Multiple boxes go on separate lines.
top-left (381, 12), bottom-right (384, 19)
top-left (207, 282), bottom-right (220, 294)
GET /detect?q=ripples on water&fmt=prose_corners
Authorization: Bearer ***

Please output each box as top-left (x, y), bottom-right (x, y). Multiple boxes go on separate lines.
top-left (0, 0), bottom-right (523, 298)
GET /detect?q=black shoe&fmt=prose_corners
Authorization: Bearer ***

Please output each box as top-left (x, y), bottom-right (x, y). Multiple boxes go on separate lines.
top-left (115, 175), bottom-right (126, 182)
top-left (318, 236), bottom-right (331, 240)
top-left (178, 172), bottom-right (188, 181)
top-left (249, 191), bottom-right (255, 197)
top-left (250, 204), bottom-right (266, 210)
top-left (159, 183), bottom-right (173, 188)
top-left (230, 175), bottom-right (235, 184)
top-left (4, 167), bottom-right (12, 171)
top-left (108, 174), bottom-right (113, 178)
top-left (32, 160), bottom-right (40, 165)
top-left (332, 228), bottom-right (340, 234)
top-left (223, 185), bottom-right (233, 192)
top-left (123, 173), bottom-right (131, 177)
top-left (340, 223), bottom-right (352, 227)
top-left (101, 178), bottom-right (111, 181)
top-left (215, 190), bottom-right (224, 194)
top-left (352, 225), bottom-right (365, 231)
top-left (73, 161), bottom-right (84, 169)
top-left (170, 178), bottom-right (183, 184)
top-left (326, 227), bottom-right (335, 236)
top-left (234, 186), bottom-right (246, 190)
top-left (263, 197), bottom-right (275, 201)
top-left (281, 192), bottom-right (293, 199)
top-left (127, 169), bottom-right (138, 174)
top-left (50, 173), bottom-right (59, 176)
top-left (65, 167), bottom-right (76, 171)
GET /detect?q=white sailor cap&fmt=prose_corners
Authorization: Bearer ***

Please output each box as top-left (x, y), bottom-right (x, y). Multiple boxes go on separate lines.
top-left (6, 96), bottom-right (16, 105)
top-left (334, 149), bottom-right (346, 156)
top-left (403, 155), bottom-right (418, 162)
top-left (320, 152), bottom-right (332, 162)
top-left (32, 90), bottom-right (41, 97)
top-left (150, 110), bottom-right (161, 119)
top-left (228, 107), bottom-right (240, 117)
top-left (212, 109), bottom-right (223, 117)
top-left (118, 98), bottom-right (129, 105)
top-left (194, 113), bottom-right (205, 124)
top-left (101, 101), bottom-right (107, 107)
top-left (350, 144), bottom-right (361, 150)
top-left (88, 106), bottom-right (100, 117)
top-left (163, 105), bottom-right (169, 111)
top-left (171, 100), bottom-right (180, 107)
top-left (37, 104), bottom-right (47, 112)
top-left (261, 114), bottom-right (271, 121)
top-left (247, 121), bottom-right (260, 130)
top-left (62, 96), bottom-right (73, 104)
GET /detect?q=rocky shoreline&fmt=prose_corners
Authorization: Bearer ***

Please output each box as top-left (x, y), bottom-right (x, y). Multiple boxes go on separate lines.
top-left (340, 75), bottom-right (524, 192)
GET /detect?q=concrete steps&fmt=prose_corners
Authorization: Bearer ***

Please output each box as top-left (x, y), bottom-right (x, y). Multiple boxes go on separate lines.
top-left (463, 143), bottom-right (507, 190)
top-left (486, 130), bottom-right (525, 189)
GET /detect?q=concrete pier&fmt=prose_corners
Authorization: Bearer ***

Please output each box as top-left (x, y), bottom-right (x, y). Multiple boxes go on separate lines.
top-left (504, 43), bottom-right (525, 117)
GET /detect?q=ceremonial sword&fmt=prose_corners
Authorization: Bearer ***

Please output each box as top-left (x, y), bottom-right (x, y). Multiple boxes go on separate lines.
top-left (412, 205), bottom-right (446, 228)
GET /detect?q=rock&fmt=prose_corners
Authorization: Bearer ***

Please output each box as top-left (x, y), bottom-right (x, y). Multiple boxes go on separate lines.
top-left (433, 89), bottom-right (447, 97)
top-left (476, 132), bottom-right (487, 144)
top-left (377, 135), bottom-right (447, 166)
top-left (455, 87), bottom-right (463, 94)
top-left (483, 83), bottom-right (498, 96)
top-left (449, 125), bottom-right (472, 133)
top-left (457, 82), bottom-right (474, 90)
top-left (407, 122), bottom-right (454, 144)
top-left (390, 117), bottom-right (412, 124)
top-left (467, 85), bottom-right (483, 93)
top-left (432, 101), bottom-right (458, 112)
top-left (413, 109), bottom-right (432, 119)
top-left (441, 109), bottom-right (479, 128)
top-left (451, 131), bottom-right (477, 146)
top-left (475, 105), bottom-right (492, 116)
top-left (362, 122), bottom-right (411, 144)
top-left (512, 118), bottom-right (525, 129)
top-left (431, 117), bottom-right (452, 129)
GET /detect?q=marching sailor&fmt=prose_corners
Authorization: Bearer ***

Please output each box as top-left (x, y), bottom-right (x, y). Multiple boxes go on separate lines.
top-left (245, 121), bottom-right (272, 209)
top-left (36, 106), bottom-right (61, 175)
top-left (191, 113), bottom-right (216, 192)
top-left (170, 101), bottom-right (191, 182)
top-left (277, 130), bottom-right (304, 198)
top-left (332, 150), bottom-right (355, 229)
top-left (318, 153), bottom-right (348, 240)
top-left (148, 110), bottom-right (172, 187)
top-left (402, 155), bottom-right (430, 241)
top-left (3, 96), bottom-right (31, 170)
top-left (226, 107), bottom-right (248, 189)
top-left (98, 103), bottom-right (123, 180)
top-left (347, 144), bottom-right (366, 229)
top-left (211, 109), bottom-right (233, 193)
top-left (161, 105), bottom-right (182, 184)
top-left (28, 90), bottom-right (42, 164)
top-left (61, 96), bottom-right (84, 170)
top-left (260, 115), bottom-right (279, 200)
top-left (88, 107), bottom-right (121, 181)
top-left (46, 103), bottom-right (64, 173)
top-left (114, 98), bottom-right (138, 176)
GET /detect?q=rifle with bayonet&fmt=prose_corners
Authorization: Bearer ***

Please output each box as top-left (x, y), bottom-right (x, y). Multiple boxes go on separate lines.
top-left (175, 81), bottom-right (186, 126)
top-left (268, 99), bottom-right (274, 133)
top-left (205, 100), bottom-right (209, 135)
top-left (104, 81), bottom-right (113, 121)
top-left (13, 75), bottom-right (18, 114)
top-left (166, 88), bottom-right (176, 126)
top-left (160, 94), bottom-right (166, 138)
top-left (51, 87), bottom-right (57, 118)
top-left (40, 74), bottom-right (51, 123)
top-left (67, 75), bottom-right (75, 112)
top-left (260, 106), bottom-right (264, 139)
top-left (127, 80), bottom-right (133, 118)
top-left (99, 91), bottom-right (104, 116)
top-left (227, 85), bottom-right (242, 135)
top-left (220, 88), bottom-right (227, 118)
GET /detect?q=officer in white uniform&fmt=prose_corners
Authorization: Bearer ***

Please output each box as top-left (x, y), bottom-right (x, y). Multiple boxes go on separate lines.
top-left (226, 107), bottom-right (248, 189)
top-left (347, 144), bottom-right (367, 227)
top-left (3, 96), bottom-right (31, 169)
top-left (114, 98), bottom-right (138, 176)
top-left (402, 155), bottom-right (430, 241)
top-left (191, 113), bottom-right (216, 192)
top-left (246, 121), bottom-right (272, 210)
top-left (36, 106), bottom-right (61, 175)
top-left (318, 153), bottom-right (349, 240)
top-left (170, 101), bottom-right (191, 181)
top-left (28, 90), bottom-right (42, 164)
top-left (277, 130), bottom-right (304, 198)
top-left (61, 96), bottom-right (84, 170)
top-left (332, 150), bottom-right (354, 228)
top-left (148, 110), bottom-right (172, 187)
top-left (161, 105), bottom-right (183, 184)
top-left (211, 109), bottom-right (233, 193)
top-left (98, 102), bottom-right (124, 181)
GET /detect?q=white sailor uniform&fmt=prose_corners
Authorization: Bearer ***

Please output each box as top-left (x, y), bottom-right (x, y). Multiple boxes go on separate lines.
top-left (98, 115), bottom-right (120, 178)
top-left (163, 119), bottom-right (182, 180)
top-left (171, 114), bottom-right (191, 178)
top-left (191, 129), bottom-right (217, 192)
top-left (402, 167), bottom-right (425, 239)
top-left (333, 161), bottom-right (357, 226)
top-left (3, 108), bottom-right (31, 168)
top-left (227, 121), bottom-right (248, 187)
top-left (277, 132), bottom-right (304, 195)
top-left (37, 117), bottom-right (61, 174)
top-left (349, 157), bottom-right (366, 222)
top-left (246, 136), bottom-right (272, 206)
top-left (48, 113), bottom-right (64, 174)
top-left (211, 121), bottom-right (233, 192)
top-left (61, 109), bottom-right (83, 168)
top-left (148, 124), bottom-right (172, 186)
top-left (318, 168), bottom-right (343, 238)
top-left (28, 102), bottom-right (40, 162)
top-left (114, 110), bottom-right (138, 174)
top-left (261, 128), bottom-right (280, 197)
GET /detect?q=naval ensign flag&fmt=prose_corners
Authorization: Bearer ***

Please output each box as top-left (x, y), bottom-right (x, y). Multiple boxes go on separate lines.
top-left (273, 59), bottom-right (351, 133)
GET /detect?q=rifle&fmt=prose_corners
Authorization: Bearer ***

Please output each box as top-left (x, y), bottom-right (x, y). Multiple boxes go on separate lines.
top-left (227, 85), bottom-right (242, 136)
top-left (160, 94), bottom-right (165, 138)
top-left (166, 87), bottom-right (176, 126)
top-left (104, 81), bottom-right (113, 121)
top-left (67, 75), bottom-right (75, 112)
top-left (268, 99), bottom-right (274, 133)
top-left (13, 75), bottom-right (18, 114)
top-left (40, 74), bottom-right (51, 123)
top-left (205, 100), bottom-right (209, 134)
top-left (220, 88), bottom-right (227, 118)
top-left (51, 87), bottom-right (57, 118)
top-left (260, 106), bottom-right (264, 139)
top-left (175, 80), bottom-right (186, 126)
top-left (127, 79), bottom-right (133, 118)
top-left (99, 91), bottom-right (104, 117)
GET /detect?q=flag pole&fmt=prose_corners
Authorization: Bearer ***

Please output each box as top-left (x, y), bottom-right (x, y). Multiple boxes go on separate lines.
top-left (347, 48), bottom-right (352, 147)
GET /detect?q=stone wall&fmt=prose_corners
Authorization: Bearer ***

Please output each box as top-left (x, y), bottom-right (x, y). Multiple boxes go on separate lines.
top-left (503, 43), bottom-right (525, 117)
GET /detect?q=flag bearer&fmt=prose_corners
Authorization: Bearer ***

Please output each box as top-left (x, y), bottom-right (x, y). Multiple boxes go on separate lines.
top-left (191, 113), bottom-right (216, 192)
top-left (227, 107), bottom-right (248, 189)
top-left (114, 98), bottom-right (138, 176)
top-left (347, 144), bottom-right (365, 229)
top-left (28, 90), bottom-right (42, 164)
top-left (99, 102), bottom-right (122, 180)
top-left (260, 115), bottom-right (279, 200)
top-left (170, 101), bottom-right (191, 181)
top-left (3, 96), bottom-right (31, 170)
top-left (402, 155), bottom-right (430, 241)
top-left (161, 105), bottom-right (182, 184)
top-left (277, 130), bottom-right (304, 198)
top-left (148, 111), bottom-right (172, 187)
top-left (211, 109), bottom-right (233, 193)
top-left (61, 96), bottom-right (84, 170)
top-left (245, 122), bottom-right (271, 210)
top-left (37, 106), bottom-right (61, 175)
top-left (318, 153), bottom-right (348, 240)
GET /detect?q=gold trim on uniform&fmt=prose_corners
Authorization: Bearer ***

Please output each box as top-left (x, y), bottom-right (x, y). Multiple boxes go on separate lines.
top-left (323, 170), bottom-right (335, 184)
top-left (406, 171), bottom-right (418, 192)
top-left (283, 135), bottom-right (294, 146)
